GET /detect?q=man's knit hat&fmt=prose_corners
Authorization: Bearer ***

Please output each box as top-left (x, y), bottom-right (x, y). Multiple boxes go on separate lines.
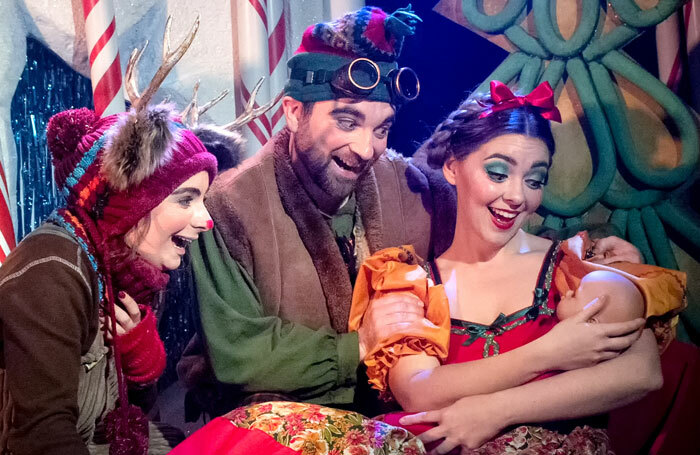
top-left (285, 5), bottom-right (421, 103)
top-left (47, 104), bottom-right (217, 237)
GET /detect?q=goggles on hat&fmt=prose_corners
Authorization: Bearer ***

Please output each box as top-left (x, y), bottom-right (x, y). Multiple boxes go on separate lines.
top-left (290, 58), bottom-right (420, 103)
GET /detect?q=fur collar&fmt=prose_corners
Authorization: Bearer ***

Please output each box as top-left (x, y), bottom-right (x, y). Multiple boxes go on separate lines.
top-left (272, 128), bottom-right (384, 333)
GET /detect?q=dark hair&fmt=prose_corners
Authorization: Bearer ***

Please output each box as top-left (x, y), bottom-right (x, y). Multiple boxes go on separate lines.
top-left (302, 101), bottom-right (315, 116)
top-left (420, 92), bottom-right (555, 169)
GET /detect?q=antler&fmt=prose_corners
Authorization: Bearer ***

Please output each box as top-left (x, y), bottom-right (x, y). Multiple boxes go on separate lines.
top-left (181, 81), bottom-right (230, 127)
top-left (223, 78), bottom-right (284, 130)
top-left (124, 41), bottom-right (148, 104)
top-left (125, 15), bottom-right (200, 111)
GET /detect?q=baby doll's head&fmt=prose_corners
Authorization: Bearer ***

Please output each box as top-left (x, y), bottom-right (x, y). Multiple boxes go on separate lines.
top-left (557, 270), bottom-right (644, 323)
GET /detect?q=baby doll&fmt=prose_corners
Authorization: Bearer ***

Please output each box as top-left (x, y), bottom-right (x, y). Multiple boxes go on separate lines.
top-left (557, 269), bottom-right (645, 323)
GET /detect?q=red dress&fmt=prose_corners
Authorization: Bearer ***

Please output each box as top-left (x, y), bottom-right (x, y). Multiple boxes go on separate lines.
top-left (444, 241), bottom-right (560, 369)
top-left (381, 241), bottom-right (614, 454)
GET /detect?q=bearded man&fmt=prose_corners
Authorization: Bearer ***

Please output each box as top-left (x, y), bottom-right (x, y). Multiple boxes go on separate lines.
top-left (178, 6), bottom-right (432, 416)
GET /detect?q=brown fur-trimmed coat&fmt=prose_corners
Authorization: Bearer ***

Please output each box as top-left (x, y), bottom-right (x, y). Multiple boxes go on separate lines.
top-left (204, 127), bottom-right (432, 332)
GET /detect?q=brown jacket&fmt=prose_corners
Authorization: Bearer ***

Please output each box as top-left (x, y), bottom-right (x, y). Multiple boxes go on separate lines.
top-left (0, 224), bottom-right (179, 455)
top-left (0, 224), bottom-right (102, 455)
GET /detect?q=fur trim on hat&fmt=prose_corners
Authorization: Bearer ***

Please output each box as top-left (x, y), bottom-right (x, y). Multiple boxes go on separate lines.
top-left (192, 124), bottom-right (246, 172)
top-left (102, 104), bottom-right (181, 191)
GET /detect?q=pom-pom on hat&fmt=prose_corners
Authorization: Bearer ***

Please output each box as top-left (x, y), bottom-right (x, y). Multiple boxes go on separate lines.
top-left (285, 5), bottom-right (421, 103)
top-left (46, 104), bottom-right (217, 237)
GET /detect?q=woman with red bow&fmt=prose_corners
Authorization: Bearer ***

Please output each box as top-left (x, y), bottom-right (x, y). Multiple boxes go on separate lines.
top-left (353, 81), bottom-right (665, 454)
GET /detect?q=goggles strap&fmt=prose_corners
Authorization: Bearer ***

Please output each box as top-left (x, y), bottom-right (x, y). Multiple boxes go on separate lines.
top-left (290, 68), bottom-right (335, 85)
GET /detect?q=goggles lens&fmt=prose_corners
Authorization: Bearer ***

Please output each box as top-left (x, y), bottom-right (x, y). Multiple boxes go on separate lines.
top-left (391, 67), bottom-right (420, 102)
top-left (332, 58), bottom-right (380, 96)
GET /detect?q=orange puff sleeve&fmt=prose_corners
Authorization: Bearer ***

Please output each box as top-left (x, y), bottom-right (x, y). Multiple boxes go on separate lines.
top-left (348, 246), bottom-right (450, 396)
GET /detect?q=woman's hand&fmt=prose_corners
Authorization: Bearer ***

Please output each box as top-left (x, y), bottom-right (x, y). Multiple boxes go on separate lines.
top-left (536, 297), bottom-right (645, 371)
top-left (589, 236), bottom-right (643, 264)
top-left (102, 291), bottom-right (142, 342)
top-left (400, 394), bottom-right (504, 453)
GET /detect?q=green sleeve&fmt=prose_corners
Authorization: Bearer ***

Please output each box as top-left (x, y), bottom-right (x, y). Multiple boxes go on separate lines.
top-left (191, 229), bottom-right (359, 400)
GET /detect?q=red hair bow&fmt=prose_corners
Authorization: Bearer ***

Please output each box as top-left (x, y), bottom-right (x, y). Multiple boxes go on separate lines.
top-left (479, 80), bottom-right (562, 123)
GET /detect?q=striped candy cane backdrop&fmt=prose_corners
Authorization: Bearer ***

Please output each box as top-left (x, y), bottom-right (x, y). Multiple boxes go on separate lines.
top-left (82, 0), bottom-right (125, 117)
top-left (0, 162), bottom-right (14, 264)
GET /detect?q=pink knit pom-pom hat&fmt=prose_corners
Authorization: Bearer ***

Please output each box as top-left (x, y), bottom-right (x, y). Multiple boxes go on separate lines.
top-left (46, 104), bottom-right (217, 237)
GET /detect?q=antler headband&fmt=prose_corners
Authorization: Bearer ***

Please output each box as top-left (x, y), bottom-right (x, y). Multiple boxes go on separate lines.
top-left (180, 77), bottom-right (283, 130)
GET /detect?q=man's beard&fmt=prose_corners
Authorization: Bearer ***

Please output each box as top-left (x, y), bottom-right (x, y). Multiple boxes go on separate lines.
top-left (294, 133), bottom-right (370, 201)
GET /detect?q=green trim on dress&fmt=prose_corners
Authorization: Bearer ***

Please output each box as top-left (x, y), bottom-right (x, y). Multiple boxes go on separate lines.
top-left (449, 241), bottom-right (561, 358)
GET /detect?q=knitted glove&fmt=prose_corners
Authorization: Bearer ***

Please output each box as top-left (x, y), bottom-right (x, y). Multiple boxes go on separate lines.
top-left (116, 305), bottom-right (166, 385)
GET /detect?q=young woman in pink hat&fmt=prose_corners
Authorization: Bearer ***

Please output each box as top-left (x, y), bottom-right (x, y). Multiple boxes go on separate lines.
top-left (0, 101), bottom-right (217, 455)
top-left (0, 100), bottom-right (217, 455)
top-left (0, 21), bottom-right (227, 444)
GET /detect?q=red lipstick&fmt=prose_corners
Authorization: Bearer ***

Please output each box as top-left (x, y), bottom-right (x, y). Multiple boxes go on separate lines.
top-left (489, 208), bottom-right (517, 230)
